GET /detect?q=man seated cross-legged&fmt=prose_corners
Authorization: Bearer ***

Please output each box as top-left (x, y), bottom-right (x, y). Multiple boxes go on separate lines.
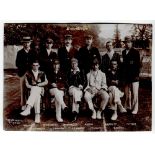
top-left (20, 60), bottom-right (48, 123)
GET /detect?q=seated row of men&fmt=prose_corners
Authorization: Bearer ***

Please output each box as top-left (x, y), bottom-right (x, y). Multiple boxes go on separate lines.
top-left (20, 58), bottom-right (126, 123)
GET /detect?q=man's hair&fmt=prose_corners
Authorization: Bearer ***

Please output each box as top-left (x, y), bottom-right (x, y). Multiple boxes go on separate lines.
top-left (110, 60), bottom-right (118, 68)
top-left (111, 60), bottom-right (118, 64)
top-left (32, 59), bottom-right (39, 64)
top-left (91, 58), bottom-right (100, 66)
top-left (106, 41), bottom-right (113, 46)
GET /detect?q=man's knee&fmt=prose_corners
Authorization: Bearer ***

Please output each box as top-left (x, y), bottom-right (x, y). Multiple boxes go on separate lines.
top-left (84, 91), bottom-right (92, 101)
top-left (99, 90), bottom-right (109, 101)
top-left (109, 92), bottom-right (113, 101)
top-left (31, 86), bottom-right (41, 94)
top-left (49, 88), bottom-right (57, 96)
top-left (69, 87), bottom-right (76, 96)
top-left (109, 86), bottom-right (116, 90)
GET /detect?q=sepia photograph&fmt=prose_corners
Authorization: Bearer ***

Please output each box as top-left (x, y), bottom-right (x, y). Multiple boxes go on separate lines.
top-left (3, 23), bottom-right (152, 131)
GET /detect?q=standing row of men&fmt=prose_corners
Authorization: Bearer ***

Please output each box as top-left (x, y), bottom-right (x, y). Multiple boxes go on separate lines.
top-left (16, 34), bottom-right (141, 123)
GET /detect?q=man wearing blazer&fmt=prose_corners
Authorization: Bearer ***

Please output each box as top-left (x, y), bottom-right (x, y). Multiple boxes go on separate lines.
top-left (77, 35), bottom-right (101, 74)
top-left (58, 34), bottom-right (78, 73)
top-left (67, 58), bottom-right (86, 121)
top-left (48, 59), bottom-right (68, 123)
top-left (84, 58), bottom-right (109, 120)
top-left (20, 60), bottom-right (48, 123)
top-left (39, 37), bottom-right (58, 79)
top-left (121, 36), bottom-right (141, 114)
top-left (16, 36), bottom-right (34, 110)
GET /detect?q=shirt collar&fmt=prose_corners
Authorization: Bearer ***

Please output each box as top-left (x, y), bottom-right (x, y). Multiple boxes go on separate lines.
top-left (24, 48), bottom-right (29, 53)
top-left (86, 45), bottom-right (92, 50)
top-left (107, 49), bottom-right (114, 55)
top-left (32, 70), bottom-right (38, 74)
top-left (46, 48), bottom-right (51, 55)
top-left (65, 45), bottom-right (72, 52)
top-left (107, 50), bottom-right (114, 59)
top-left (126, 49), bottom-right (130, 55)
top-left (71, 67), bottom-right (80, 72)
top-left (90, 69), bottom-right (100, 73)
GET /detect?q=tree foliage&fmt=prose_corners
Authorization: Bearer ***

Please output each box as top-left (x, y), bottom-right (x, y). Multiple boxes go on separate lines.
top-left (4, 23), bottom-right (101, 47)
top-left (131, 24), bottom-right (152, 49)
top-left (132, 24), bottom-right (152, 40)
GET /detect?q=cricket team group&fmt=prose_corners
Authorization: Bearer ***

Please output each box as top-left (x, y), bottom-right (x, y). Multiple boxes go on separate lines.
top-left (15, 34), bottom-right (141, 123)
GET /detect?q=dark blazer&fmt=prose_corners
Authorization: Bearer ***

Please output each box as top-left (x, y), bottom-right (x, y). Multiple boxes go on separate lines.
top-left (16, 48), bottom-right (34, 77)
top-left (48, 70), bottom-right (67, 90)
top-left (39, 48), bottom-right (58, 78)
top-left (121, 48), bottom-right (141, 83)
top-left (101, 52), bottom-right (121, 74)
top-left (25, 70), bottom-right (48, 88)
top-left (106, 69), bottom-right (121, 87)
top-left (67, 69), bottom-right (86, 89)
top-left (58, 46), bottom-right (78, 73)
top-left (77, 46), bottom-right (101, 74)
top-left (30, 48), bottom-right (41, 61)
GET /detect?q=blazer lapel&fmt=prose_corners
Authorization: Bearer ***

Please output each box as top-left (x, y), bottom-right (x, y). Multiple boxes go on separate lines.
top-left (29, 70), bottom-right (36, 82)
top-left (37, 71), bottom-right (42, 81)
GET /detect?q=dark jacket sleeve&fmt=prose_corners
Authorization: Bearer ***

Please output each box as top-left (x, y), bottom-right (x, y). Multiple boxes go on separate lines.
top-left (15, 50), bottom-right (27, 77)
top-left (134, 49), bottom-right (141, 78)
top-left (81, 70), bottom-right (87, 88)
top-left (95, 48), bottom-right (101, 65)
top-left (16, 51), bottom-right (22, 68)
top-left (66, 71), bottom-right (71, 87)
top-left (76, 48), bottom-right (83, 70)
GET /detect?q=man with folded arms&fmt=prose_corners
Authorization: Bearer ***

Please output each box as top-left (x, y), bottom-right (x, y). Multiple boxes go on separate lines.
top-left (48, 59), bottom-right (68, 123)
top-left (20, 60), bottom-right (48, 123)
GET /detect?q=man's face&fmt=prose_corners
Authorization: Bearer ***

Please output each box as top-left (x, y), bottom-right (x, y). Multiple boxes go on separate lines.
top-left (85, 38), bottom-right (93, 46)
top-left (71, 61), bottom-right (78, 70)
top-left (32, 63), bottom-right (40, 72)
top-left (65, 38), bottom-right (72, 46)
top-left (53, 63), bottom-right (60, 71)
top-left (23, 41), bottom-right (31, 50)
top-left (111, 61), bottom-right (118, 70)
top-left (106, 42), bottom-right (113, 51)
top-left (46, 41), bottom-right (53, 49)
top-left (125, 41), bottom-right (132, 49)
top-left (92, 64), bottom-right (99, 71)
top-left (34, 40), bottom-right (40, 48)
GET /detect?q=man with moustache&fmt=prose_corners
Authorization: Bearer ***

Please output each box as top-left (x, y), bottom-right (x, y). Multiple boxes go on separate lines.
top-left (58, 34), bottom-right (78, 73)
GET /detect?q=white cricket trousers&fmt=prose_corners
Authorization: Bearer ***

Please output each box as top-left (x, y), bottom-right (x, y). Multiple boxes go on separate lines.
top-left (124, 81), bottom-right (139, 111)
top-left (84, 89), bottom-right (109, 111)
top-left (69, 87), bottom-right (83, 113)
top-left (27, 86), bottom-right (42, 114)
top-left (108, 86), bottom-right (123, 110)
top-left (49, 88), bottom-right (67, 120)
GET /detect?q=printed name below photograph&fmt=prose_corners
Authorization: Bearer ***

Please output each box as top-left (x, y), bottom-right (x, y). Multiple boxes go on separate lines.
top-left (3, 23), bottom-right (152, 131)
